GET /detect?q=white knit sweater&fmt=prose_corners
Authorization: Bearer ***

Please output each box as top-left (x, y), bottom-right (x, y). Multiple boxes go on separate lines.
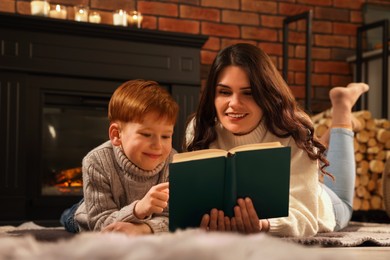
top-left (75, 141), bottom-right (175, 233)
top-left (186, 119), bottom-right (336, 237)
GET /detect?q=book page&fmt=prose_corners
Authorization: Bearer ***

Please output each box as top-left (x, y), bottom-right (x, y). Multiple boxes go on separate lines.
top-left (172, 149), bottom-right (228, 163)
top-left (228, 141), bottom-right (282, 154)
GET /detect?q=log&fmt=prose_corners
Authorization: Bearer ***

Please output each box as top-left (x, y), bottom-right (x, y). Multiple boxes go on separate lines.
top-left (370, 195), bottom-right (382, 210)
top-left (311, 108), bottom-right (332, 123)
top-left (353, 197), bottom-right (362, 210)
top-left (376, 129), bottom-right (390, 143)
top-left (353, 110), bottom-right (372, 120)
top-left (369, 160), bottom-right (385, 173)
top-left (365, 118), bottom-right (376, 131)
top-left (356, 130), bottom-right (370, 143)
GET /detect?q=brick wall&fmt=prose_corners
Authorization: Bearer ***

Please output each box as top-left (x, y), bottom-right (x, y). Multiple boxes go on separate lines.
top-left (2, 0), bottom-right (390, 113)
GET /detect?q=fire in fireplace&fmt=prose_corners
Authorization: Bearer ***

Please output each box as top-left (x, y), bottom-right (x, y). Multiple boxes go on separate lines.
top-left (40, 92), bottom-right (110, 196)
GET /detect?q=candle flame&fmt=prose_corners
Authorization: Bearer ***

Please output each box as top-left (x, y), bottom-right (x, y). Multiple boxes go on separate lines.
top-left (56, 5), bottom-right (61, 12)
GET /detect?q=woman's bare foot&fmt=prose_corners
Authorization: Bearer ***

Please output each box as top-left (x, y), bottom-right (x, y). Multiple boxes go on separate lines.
top-left (329, 83), bottom-right (369, 112)
top-left (329, 83), bottom-right (369, 129)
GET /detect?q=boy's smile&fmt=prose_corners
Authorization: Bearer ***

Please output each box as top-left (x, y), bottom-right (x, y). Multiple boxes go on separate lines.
top-left (115, 112), bottom-right (174, 171)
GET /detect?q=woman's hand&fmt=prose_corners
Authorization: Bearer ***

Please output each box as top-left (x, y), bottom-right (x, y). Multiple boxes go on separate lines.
top-left (134, 182), bottom-right (169, 219)
top-left (102, 222), bottom-right (152, 235)
top-left (200, 197), bottom-right (269, 234)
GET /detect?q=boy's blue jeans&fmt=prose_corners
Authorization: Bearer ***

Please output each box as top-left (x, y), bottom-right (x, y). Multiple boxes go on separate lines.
top-left (60, 198), bottom-right (83, 233)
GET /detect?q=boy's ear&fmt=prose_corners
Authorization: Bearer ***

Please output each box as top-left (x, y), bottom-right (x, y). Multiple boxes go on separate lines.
top-left (109, 123), bottom-right (121, 146)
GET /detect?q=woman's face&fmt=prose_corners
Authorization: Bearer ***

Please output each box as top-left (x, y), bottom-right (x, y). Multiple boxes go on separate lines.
top-left (214, 65), bottom-right (263, 135)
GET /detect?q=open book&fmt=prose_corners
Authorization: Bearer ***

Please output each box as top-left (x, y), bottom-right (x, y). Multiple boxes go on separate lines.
top-left (169, 142), bottom-right (291, 232)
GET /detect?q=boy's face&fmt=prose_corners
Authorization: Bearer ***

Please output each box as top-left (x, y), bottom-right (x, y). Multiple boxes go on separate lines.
top-left (117, 112), bottom-right (174, 171)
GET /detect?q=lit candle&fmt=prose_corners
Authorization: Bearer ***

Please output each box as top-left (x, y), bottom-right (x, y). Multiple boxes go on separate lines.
top-left (113, 9), bottom-right (127, 26)
top-left (30, 0), bottom-right (50, 16)
top-left (74, 5), bottom-right (89, 22)
top-left (89, 12), bottom-right (101, 24)
top-left (49, 4), bottom-right (67, 19)
top-left (128, 11), bottom-right (143, 28)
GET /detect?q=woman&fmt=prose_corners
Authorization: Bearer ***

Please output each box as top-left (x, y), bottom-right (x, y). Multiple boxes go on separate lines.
top-left (185, 43), bottom-right (369, 237)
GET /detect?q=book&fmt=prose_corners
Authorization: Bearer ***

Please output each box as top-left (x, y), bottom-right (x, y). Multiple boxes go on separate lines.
top-left (169, 142), bottom-right (291, 232)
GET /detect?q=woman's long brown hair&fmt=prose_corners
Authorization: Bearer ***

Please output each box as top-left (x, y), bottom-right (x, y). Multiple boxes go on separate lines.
top-left (185, 43), bottom-right (330, 177)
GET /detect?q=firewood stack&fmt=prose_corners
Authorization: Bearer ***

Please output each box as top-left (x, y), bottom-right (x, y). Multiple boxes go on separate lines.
top-left (312, 109), bottom-right (390, 212)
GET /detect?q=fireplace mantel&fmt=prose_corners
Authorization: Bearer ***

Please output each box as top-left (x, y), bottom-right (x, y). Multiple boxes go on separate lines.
top-left (0, 12), bottom-right (207, 223)
top-left (0, 12), bottom-right (207, 85)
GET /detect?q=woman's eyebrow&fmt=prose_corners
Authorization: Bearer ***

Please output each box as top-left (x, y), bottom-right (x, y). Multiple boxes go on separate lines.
top-left (216, 83), bottom-right (230, 88)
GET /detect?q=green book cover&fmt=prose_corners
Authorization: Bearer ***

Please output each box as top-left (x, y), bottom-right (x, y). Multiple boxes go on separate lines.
top-left (169, 142), bottom-right (291, 232)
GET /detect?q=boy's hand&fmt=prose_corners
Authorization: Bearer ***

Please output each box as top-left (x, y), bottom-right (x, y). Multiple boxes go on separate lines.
top-left (134, 182), bottom-right (169, 219)
top-left (102, 222), bottom-right (152, 235)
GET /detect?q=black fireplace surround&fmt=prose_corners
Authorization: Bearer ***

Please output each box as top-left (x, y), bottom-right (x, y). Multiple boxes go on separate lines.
top-left (0, 12), bottom-right (207, 224)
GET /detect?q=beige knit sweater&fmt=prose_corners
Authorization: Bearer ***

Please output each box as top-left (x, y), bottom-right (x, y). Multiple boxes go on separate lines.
top-left (75, 141), bottom-right (175, 233)
top-left (186, 119), bottom-right (336, 237)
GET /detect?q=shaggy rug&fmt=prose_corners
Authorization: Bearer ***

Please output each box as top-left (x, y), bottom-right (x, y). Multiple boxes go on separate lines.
top-left (0, 221), bottom-right (389, 259)
top-left (0, 225), bottom-right (356, 260)
top-left (286, 221), bottom-right (390, 247)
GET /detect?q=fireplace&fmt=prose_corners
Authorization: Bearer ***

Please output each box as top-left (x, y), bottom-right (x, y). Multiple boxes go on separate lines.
top-left (0, 12), bottom-right (207, 223)
top-left (41, 91), bottom-right (110, 197)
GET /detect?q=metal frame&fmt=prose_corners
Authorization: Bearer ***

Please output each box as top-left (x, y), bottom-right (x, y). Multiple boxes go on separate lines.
top-left (283, 10), bottom-right (313, 113)
top-left (356, 20), bottom-right (389, 118)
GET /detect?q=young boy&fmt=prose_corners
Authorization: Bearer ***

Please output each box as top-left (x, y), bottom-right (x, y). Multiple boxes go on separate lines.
top-left (60, 79), bottom-right (179, 235)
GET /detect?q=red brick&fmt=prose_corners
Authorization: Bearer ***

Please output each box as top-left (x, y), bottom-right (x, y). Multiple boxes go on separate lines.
top-left (92, 0), bottom-right (132, 10)
top-left (221, 39), bottom-right (257, 49)
top-left (141, 16), bottom-right (157, 30)
top-left (312, 21), bottom-right (332, 34)
top-left (295, 45), bottom-right (306, 59)
top-left (222, 10), bottom-right (259, 25)
top-left (289, 58), bottom-right (306, 72)
top-left (0, 0), bottom-right (15, 13)
top-left (241, 27), bottom-right (277, 41)
top-left (331, 75), bottom-right (354, 87)
top-left (290, 85), bottom-right (306, 99)
top-left (312, 47), bottom-right (331, 60)
top-left (279, 3), bottom-right (311, 16)
top-left (314, 7), bottom-right (349, 22)
top-left (258, 42), bottom-right (283, 56)
top-left (350, 11), bottom-right (363, 23)
top-left (287, 71), bottom-right (295, 84)
top-left (203, 37), bottom-right (220, 51)
top-left (295, 72), bottom-right (306, 85)
top-left (261, 15), bottom-right (284, 28)
top-left (333, 0), bottom-right (364, 10)
top-left (241, 0), bottom-right (277, 14)
top-left (297, 0), bottom-right (331, 6)
top-left (333, 22), bottom-right (357, 36)
top-left (159, 17), bottom-right (199, 34)
top-left (16, 1), bottom-right (29, 15)
top-left (138, 1), bottom-right (178, 17)
top-left (201, 0), bottom-right (239, 10)
top-left (201, 50), bottom-right (218, 65)
top-left (295, 46), bottom-right (331, 60)
top-left (286, 31), bottom-right (307, 44)
top-left (312, 74), bottom-right (330, 86)
top-left (314, 61), bottom-right (351, 75)
top-left (180, 5), bottom-right (220, 22)
top-left (314, 34), bottom-right (350, 48)
top-left (202, 22), bottom-right (240, 38)
top-left (100, 11), bottom-right (119, 25)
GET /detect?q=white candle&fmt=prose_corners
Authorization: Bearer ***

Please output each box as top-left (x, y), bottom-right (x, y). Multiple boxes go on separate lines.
top-left (113, 9), bottom-right (127, 26)
top-left (49, 5), bottom-right (67, 19)
top-left (89, 12), bottom-right (101, 24)
top-left (74, 6), bottom-right (89, 22)
top-left (30, 0), bottom-right (50, 16)
top-left (128, 11), bottom-right (143, 28)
